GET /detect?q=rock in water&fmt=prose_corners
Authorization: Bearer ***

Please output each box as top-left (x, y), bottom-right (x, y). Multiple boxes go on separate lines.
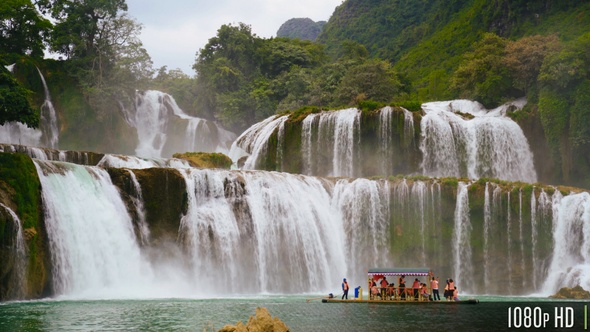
top-left (218, 307), bottom-right (289, 332)
top-left (550, 285), bottom-right (590, 299)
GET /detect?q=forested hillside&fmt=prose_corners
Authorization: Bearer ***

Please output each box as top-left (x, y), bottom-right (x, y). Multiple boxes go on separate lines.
top-left (312, 0), bottom-right (590, 188)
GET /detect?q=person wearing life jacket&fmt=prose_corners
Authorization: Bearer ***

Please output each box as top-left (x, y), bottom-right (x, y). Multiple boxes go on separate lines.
top-left (342, 278), bottom-right (349, 300)
top-left (412, 278), bottom-right (420, 299)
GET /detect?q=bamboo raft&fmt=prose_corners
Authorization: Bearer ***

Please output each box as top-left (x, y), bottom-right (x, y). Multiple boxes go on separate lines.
top-left (320, 267), bottom-right (479, 304)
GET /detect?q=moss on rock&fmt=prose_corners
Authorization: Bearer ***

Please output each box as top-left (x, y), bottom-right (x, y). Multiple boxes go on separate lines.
top-left (107, 167), bottom-right (187, 244)
top-left (173, 152), bottom-right (232, 169)
top-left (0, 152), bottom-right (48, 300)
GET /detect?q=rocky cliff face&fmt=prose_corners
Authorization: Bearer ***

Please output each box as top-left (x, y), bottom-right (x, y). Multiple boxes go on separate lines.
top-left (0, 153), bottom-right (48, 300)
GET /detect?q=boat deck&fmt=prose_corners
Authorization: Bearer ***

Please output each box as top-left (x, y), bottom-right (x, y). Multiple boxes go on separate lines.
top-left (321, 298), bottom-right (479, 304)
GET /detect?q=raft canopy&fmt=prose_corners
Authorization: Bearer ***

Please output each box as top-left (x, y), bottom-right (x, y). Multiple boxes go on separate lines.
top-left (368, 268), bottom-right (431, 277)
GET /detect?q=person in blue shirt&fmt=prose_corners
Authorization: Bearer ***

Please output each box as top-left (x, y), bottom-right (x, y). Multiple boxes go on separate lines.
top-left (342, 278), bottom-right (349, 299)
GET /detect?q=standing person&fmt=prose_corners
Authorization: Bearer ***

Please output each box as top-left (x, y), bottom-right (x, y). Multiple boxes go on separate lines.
top-left (342, 278), bottom-right (349, 300)
top-left (412, 278), bottom-right (420, 299)
top-left (380, 277), bottom-right (389, 299)
top-left (431, 276), bottom-right (440, 301)
top-left (398, 275), bottom-right (406, 299)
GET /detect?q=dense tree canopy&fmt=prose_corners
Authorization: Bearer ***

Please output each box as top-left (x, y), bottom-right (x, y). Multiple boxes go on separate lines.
top-left (0, 64), bottom-right (39, 128)
top-left (0, 0), bottom-right (51, 58)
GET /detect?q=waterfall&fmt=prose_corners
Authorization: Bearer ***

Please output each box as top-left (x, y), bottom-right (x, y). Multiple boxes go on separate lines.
top-left (411, 181), bottom-right (428, 265)
top-left (36, 68), bottom-right (59, 149)
top-left (323, 108), bottom-right (360, 177)
top-left (229, 115), bottom-right (289, 170)
top-left (97, 153), bottom-right (191, 169)
top-left (127, 170), bottom-right (150, 246)
top-left (452, 182), bottom-right (473, 293)
top-left (177, 168), bottom-right (347, 294)
top-left (332, 178), bottom-right (391, 278)
top-left (533, 189), bottom-right (552, 291)
top-left (379, 107), bottom-right (394, 176)
top-left (0, 203), bottom-right (27, 298)
top-left (518, 189), bottom-right (525, 288)
top-left (402, 108), bottom-right (415, 147)
top-left (506, 190), bottom-right (513, 293)
top-left (483, 182), bottom-right (491, 291)
top-left (420, 99), bottom-right (537, 183)
top-left (6, 155), bottom-right (590, 298)
top-left (132, 90), bottom-right (235, 158)
top-left (542, 191), bottom-right (590, 294)
top-left (33, 160), bottom-right (183, 299)
top-left (301, 113), bottom-right (318, 175)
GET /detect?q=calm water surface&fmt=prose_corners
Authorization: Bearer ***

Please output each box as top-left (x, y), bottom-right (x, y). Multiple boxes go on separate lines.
top-left (0, 296), bottom-right (587, 331)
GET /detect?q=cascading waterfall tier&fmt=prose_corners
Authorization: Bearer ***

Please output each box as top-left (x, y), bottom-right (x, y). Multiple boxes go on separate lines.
top-left (231, 107), bottom-right (417, 177)
top-left (22, 153), bottom-right (590, 299)
top-left (420, 99), bottom-right (536, 182)
top-left (128, 90), bottom-right (236, 158)
top-left (231, 100), bottom-right (536, 182)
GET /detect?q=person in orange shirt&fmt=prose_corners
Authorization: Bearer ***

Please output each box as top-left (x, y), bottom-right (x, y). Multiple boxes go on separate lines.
top-left (412, 278), bottom-right (420, 299)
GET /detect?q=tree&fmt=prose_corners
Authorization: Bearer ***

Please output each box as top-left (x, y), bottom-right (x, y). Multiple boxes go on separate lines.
top-left (450, 33), bottom-right (513, 107)
top-left (0, 64), bottom-right (39, 127)
top-left (335, 59), bottom-right (401, 106)
top-left (504, 34), bottom-right (561, 97)
top-left (0, 0), bottom-right (51, 58)
top-left (193, 23), bottom-right (263, 132)
top-left (36, 0), bottom-right (127, 60)
top-left (35, 1), bottom-right (152, 119)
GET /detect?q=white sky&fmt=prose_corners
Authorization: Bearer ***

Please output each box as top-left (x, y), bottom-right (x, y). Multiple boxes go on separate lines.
top-left (125, 0), bottom-right (343, 75)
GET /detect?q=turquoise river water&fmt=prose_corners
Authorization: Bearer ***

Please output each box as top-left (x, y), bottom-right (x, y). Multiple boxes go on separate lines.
top-left (1, 296), bottom-right (588, 331)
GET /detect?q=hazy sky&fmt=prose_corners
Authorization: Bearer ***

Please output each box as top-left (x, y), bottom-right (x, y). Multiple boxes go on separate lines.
top-left (125, 0), bottom-right (343, 75)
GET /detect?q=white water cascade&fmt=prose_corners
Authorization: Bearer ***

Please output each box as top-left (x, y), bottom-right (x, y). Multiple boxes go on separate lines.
top-left (420, 99), bottom-right (537, 183)
top-left (0, 203), bottom-right (27, 298)
top-left (542, 191), bottom-right (590, 294)
top-left (127, 170), bottom-right (150, 246)
top-left (177, 168), bottom-right (347, 294)
top-left (36, 68), bottom-right (59, 149)
top-left (129, 90), bottom-right (236, 158)
top-left (305, 108), bottom-right (361, 177)
top-left (33, 160), bottom-right (194, 299)
top-left (11, 154), bottom-right (590, 298)
top-left (229, 115), bottom-right (289, 170)
top-left (453, 182), bottom-right (473, 293)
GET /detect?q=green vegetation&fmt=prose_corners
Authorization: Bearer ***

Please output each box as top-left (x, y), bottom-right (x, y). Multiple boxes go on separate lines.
top-left (0, 152), bottom-right (47, 299)
top-left (0, 62), bottom-right (39, 128)
top-left (172, 152), bottom-right (233, 169)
